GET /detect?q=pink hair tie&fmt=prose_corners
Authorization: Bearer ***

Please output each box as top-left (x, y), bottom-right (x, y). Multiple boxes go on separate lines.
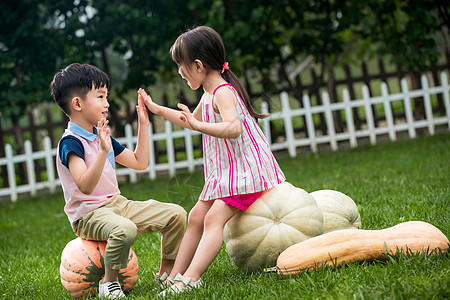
top-left (221, 62), bottom-right (229, 73)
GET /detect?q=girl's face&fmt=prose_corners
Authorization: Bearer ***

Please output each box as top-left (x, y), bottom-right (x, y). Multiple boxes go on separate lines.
top-left (178, 62), bottom-right (203, 90)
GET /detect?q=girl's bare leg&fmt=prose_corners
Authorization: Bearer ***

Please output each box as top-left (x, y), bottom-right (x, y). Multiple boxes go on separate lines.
top-left (168, 200), bottom-right (213, 278)
top-left (178, 200), bottom-right (238, 283)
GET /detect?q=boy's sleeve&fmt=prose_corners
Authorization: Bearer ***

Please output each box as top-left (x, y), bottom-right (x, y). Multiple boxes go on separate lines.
top-left (59, 136), bottom-right (84, 168)
top-left (111, 136), bottom-right (125, 156)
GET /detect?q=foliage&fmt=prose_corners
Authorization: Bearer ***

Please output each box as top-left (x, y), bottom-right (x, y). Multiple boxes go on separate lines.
top-left (0, 133), bottom-right (449, 299)
top-left (0, 0), bottom-right (448, 119)
top-left (350, 0), bottom-right (446, 72)
top-left (0, 0), bottom-right (64, 120)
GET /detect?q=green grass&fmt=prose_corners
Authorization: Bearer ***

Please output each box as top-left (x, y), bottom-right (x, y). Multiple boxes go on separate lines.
top-left (1, 133), bottom-right (449, 299)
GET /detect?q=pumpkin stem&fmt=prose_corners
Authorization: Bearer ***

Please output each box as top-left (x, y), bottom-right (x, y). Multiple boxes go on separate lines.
top-left (263, 266), bottom-right (279, 273)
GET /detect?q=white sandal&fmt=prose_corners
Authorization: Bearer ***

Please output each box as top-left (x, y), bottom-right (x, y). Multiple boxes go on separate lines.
top-left (154, 272), bottom-right (174, 287)
top-left (158, 273), bottom-right (202, 296)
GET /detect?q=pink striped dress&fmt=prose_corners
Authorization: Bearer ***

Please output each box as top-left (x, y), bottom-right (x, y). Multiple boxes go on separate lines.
top-left (198, 83), bottom-right (285, 209)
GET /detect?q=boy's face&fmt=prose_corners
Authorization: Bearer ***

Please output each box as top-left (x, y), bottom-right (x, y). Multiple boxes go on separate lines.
top-left (80, 85), bottom-right (109, 125)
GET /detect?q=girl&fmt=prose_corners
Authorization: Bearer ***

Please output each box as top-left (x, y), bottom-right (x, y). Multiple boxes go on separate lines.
top-left (138, 25), bottom-right (285, 294)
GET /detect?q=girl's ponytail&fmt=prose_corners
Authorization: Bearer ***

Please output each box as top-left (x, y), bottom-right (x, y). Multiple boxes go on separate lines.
top-left (222, 68), bottom-right (268, 120)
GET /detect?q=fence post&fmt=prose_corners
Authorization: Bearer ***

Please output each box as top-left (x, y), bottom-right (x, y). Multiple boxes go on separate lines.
top-left (322, 92), bottom-right (337, 151)
top-left (421, 75), bottom-right (434, 135)
top-left (302, 94), bottom-right (317, 152)
top-left (25, 140), bottom-right (36, 196)
top-left (381, 82), bottom-right (396, 141)
top-left (44, 137), bottom-right (56, 193)
top-left (165, 121), bottom-right (176, 177)
top-left (5, 144), bottom-right (17, 202)
top-left (362, 85), bottom-right (376, 145)
top-left (440, 72), bottom-right (450, 130)
top-left (401, 78), bottom-right (416, 138)
top-left (343, 89), bottom-right (357, 148)
top-left (124, 124), bottom-right (137, 183)
top-left (184, 128), bottom-right (195, 173)
top-left (148, 122), bottom-right (156, 180)
top-left (281, 92), bottom-right (296, 157)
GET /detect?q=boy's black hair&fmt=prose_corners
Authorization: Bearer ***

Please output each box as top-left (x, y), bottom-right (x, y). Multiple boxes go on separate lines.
top-left (50, 63), bottom-right (110, 116)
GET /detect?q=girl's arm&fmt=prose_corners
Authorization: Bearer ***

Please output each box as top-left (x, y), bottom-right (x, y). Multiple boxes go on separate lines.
top-left (179, 88), bottom-right (241, 139)
top-left (115, 90), bottom-right (150, 170)
top-left (138, 88), bottom-right (202, 129)
top-left (68, 119), bottom-right (111, 195)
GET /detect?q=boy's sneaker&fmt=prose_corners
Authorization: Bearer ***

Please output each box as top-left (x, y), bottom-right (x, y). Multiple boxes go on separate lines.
top-left (98, 281), bottom-right (126, 299)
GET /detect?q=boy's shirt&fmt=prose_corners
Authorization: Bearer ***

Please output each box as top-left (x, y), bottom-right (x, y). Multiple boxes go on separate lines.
top-left (56, 122), bottom-right (125, 224)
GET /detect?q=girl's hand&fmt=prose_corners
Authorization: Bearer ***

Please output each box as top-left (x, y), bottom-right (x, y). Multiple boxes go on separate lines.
top-left (97, 118), bottom-right (111, 153)
top-left (138, 88), bottom-right (160, 115)
top-left (136, 89), bottom-right (150, 127)
top-left (178, 103), bottom-right (201, 130)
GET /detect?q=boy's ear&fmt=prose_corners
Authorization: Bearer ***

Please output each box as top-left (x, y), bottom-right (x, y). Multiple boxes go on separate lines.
top-left (71, 97), bottom-right (82, 112)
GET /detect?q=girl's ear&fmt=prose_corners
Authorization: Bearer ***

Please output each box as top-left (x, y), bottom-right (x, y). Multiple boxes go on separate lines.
top-left (194, 59), bottom-right (204, 72)
top-left (71, 97), bottom-right (82, 112)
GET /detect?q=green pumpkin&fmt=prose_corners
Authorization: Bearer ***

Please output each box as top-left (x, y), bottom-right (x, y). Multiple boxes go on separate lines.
top-left (223, 182), bottom-right (323, 273)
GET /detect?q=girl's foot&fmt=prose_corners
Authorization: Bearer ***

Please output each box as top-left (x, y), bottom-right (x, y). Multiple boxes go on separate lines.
top-left (154, 272), bottom-right (174, 287)
top-left (158, 273), bottom-right (202, 296)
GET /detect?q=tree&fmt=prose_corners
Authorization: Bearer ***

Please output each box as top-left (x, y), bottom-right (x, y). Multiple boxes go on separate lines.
top-left (202, 0), bottom-right (367, 103)
top-left (356, 0), bottom-right (446, 72)
top-left (1, 0), bottom-right (448, 137)
top-left (0, 0), bottom-right (65, 152)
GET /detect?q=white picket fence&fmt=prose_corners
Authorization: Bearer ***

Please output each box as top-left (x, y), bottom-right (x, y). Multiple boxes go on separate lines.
top-left (1, 72), bottom-right (449, 202)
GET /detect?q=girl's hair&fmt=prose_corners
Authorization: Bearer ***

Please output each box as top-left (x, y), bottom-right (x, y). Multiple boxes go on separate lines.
top-left (170, 26), bottom-right (268, 120)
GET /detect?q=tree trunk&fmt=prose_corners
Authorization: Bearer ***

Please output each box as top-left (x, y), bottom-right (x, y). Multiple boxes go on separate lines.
top-left (410, 70), bottom-right (425, 121)
top-left (13, 62), bottom-right (25, 153)
top-left (0, 120), bottom-right (8, 188)
top-left (12, 116), bottom-right (28, 185)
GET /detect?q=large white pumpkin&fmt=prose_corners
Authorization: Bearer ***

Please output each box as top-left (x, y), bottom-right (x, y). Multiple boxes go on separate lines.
top-left (223, 182), bottom-right (323, 273)
top-left (310, 189), bottom-right (362, 233)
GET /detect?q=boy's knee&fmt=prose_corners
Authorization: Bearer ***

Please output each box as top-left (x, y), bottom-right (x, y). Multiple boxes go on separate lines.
top-left (171, 204), bottom-right (187, 227)
top-left (111, 222), bottom-right (137, 246)
top-left (175, 204), bottom-right (187, 217)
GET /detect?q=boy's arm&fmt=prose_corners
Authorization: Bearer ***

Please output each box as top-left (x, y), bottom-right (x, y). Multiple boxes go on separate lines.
top-left (115, 90), bottom-right (150, 170)
top-left (68, 119), bottom-right (111, 195)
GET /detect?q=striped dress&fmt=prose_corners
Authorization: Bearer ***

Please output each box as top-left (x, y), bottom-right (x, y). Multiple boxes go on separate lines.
top-left (198, 83), bottom-right (285, 202)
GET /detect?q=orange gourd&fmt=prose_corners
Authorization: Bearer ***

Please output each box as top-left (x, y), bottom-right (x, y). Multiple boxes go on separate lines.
top-left (60, 237), bottom-right (139, 299)
top-left (274, 221), bottom-right (449, 275)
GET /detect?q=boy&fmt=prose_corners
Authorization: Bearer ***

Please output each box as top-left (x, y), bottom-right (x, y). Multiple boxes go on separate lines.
top-left (51, 63), bottom-right (186, 298)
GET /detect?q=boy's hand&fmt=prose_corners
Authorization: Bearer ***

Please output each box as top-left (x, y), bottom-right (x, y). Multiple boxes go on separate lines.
top-left (97, 118), bottom-right (111, 153)
top-left (138, 88), bottom-right (160, 115)
top-left (136, 89), bottom-right (150, 127)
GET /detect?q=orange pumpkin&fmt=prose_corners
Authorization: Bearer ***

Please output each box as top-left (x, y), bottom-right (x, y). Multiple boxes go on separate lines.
top-left (60, 237), bottom-right (139, 299)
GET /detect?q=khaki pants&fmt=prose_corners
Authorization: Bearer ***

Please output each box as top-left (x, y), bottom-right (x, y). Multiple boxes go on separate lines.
top-left (72, 195), bottom-right (186, 270)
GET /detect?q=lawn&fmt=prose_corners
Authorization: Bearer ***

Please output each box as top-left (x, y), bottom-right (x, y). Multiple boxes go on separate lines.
top-left (0, 133), bottom-right (449, 299)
